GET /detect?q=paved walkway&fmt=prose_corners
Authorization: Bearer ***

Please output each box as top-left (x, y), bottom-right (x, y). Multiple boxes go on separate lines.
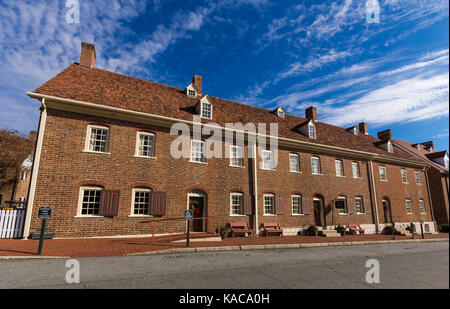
top-left (0, 233), bottom-right (447, 258)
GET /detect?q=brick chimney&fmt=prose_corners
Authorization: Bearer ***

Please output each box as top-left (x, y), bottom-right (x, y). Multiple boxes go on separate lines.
top-left (377, 129), bottom-right (392, 143)
top-left (305, 106), bottom-right (317, 121)
top-left (80, 42), bottom-right (96, 68)
top-left (192, 75), bottom-right (202, 95)
top-left (358, 122), bottom-right (368, 135)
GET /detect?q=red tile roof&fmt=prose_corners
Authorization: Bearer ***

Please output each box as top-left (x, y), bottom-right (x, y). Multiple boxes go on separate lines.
top-left (33, 63), bottom-right (422, 162)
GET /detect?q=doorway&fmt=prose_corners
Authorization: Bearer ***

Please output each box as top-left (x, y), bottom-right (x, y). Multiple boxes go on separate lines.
top-left (188, 190), bottom-right (206, 232)
top-left (313, 197), bottom-right (325, 227)
top-left (382, 198), bottom-right (392, 223)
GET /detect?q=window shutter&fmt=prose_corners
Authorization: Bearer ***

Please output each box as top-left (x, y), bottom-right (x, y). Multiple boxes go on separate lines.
top-left (99, 190), bottom-right (120, 217)
top-left (243, 195), bottom-right (253, 215)
top-left (302, 197), bottom-right (310, 215)
top-left (275, 196), bottom-right (285, 215)
top-left (364, 198), bottom-right (371, 214)
top-left (150, 192), bottom-right (166, 216)
top-left (347, 198), bottom-right (354, 214)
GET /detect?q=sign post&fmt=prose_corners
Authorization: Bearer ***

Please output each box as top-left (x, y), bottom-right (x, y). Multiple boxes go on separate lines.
top-left (419, 218), bottom-right (424, 239)
top-left (184, 209), bottom-right (193, 248)
top-left (37, 206), bottom-right (52, 255)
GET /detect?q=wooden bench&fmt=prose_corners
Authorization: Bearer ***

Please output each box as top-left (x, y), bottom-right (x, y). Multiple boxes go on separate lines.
top-left (263, 222), bottom-right (283, 236)
top-left (230, 222), bottom-right (253, 237)
top-left (348, 224), bottom-right (365, 235)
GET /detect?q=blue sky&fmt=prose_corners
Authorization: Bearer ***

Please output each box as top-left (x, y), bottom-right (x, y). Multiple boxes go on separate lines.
top-left (0, 0), bottom-right (448, 150)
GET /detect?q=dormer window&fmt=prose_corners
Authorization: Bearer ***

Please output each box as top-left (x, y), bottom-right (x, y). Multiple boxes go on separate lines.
top-left (188, 90), bottom-right (196, 97)
top-left (201, 101), bottom-right (212, 119)
top-left (387, 141), bottom-right (393, 153)
top-left (278, 110), bottom-right (285, 118)
top-left (353, 127), bottom-right (358, 135)
top-left (274, 106), bottom-right (285, 118)
top-left (308, 123), bottom-right (316, 139)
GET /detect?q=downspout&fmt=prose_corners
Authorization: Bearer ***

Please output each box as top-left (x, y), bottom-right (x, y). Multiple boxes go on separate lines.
top-left (253, 142), bottom-right (259, 236)
top-left (23, 98), bottom-right (47, 238)
top-left (424, 167), bottom-right (437, 231)
top-left (368, 160), bottom-right (380, 233)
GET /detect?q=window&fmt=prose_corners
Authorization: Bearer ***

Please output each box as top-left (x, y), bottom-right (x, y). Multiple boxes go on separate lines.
top-left (338, 196), bottom-right (348, 214)
top-left (401, 169), bottom-right (408, 183)
top-left (190, 140), bottom-right (206, 163)
top-left (355, 197), bottom-right (364, 213)
top-left (230, 145), bottom-right (244, 167)
top-left (261, 150), bottom-right (274, 170)
top-left (86, 125), bottom-right (109, 153)
top-left (188, 89), bottom-right (196, 97)
top-left (379, 166), bottom-right (387, 181)
top-left (335, 160), bottom-right (344, 177)
top-left (79, 187), bottom-right (102, 216)
top-left (230, 193), bottom-right (244, 215)
top-left (419, 199), bottom-right (426, 213)
top-left (405, 199), bottom-right (413, 214)
top-left (201, 102), bottom-right (212, 119)
top-left (292, 195), bottom-right (302, 215)
top-left (21, 170), bottom-right (27, 182)
top-left (136, 132), bottom-right (155, 157)
top-left (308, 123), bottom-right (316, 139)
top-left (289, 154), bottom-right (300, 173)
top-left (353, 127), bottom-right (358, 136)
top-left (387, 142), bottom-right (393, 153)
top-left (414, 171), bottom-right (421, 184)
top-left (445, 156), bottom-right (449, 168)
top-left (132, 189), bottom-right (151, 215)
top-left (277, 110), bottom-right (285, 118)
top-left (264, 194), bottom-right (275, 215)
top-left (311, 157), bottom-right (321, 175)
top-left (352, 162), bottom-right (361, 178)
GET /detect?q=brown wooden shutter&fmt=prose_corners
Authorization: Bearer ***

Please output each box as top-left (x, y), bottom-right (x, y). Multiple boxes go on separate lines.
top-left (243, 195), bottom-right (253, 215)
top-left (99, 190), bottom-right (120, 217)
top-left (347, 198), bottom-right (354, 214)
top-left (275, 196), bottom-right (284, 215)
top-left (150, 192), bottom-right (166, 216)
top-left (302, 197), bottom-right (310, 215)
top-left (364, 198), bottom-right (371, 214)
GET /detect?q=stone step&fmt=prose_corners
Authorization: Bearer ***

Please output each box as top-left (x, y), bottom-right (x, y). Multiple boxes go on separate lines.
top-left (318, 230), bottom-right (341, 237)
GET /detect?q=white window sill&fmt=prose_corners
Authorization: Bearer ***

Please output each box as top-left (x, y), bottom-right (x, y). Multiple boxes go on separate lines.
top-left (380, 179), bottom-right (388, 182)
top-left (336, 175), bottom-right (345, 178)
top-left (133, 155), bottom-right (157, 159)
top-left (339, 213), bottom-right (349, 216)
top-left (229, 165), bottom-right (245, 168)
top-left (73, 215), bottom-right (104, 218)
top-left (82, 150), bottom-right (110, 155)
top-left (406, 213), bottom-right (414, 215)
top-left (128, 215), bottom-right (153, 218)
top-left (290, 171), bottom-right (301, 174)
top-left (356, 212), bottom-right (366, 215)
top-left (260, 168), bottom-right (275, 171)
top-left (263, 214), bottom-right (277, 216)
top-left (292, 213), bottom-right (304, 216)
top-left (416, 183), bottom-right (422, 185)
top-left (189, 160), bottom-right (207, 165)
top-left (402, 182), bottom-right (409, 184)
top-left (312, 173), bottom-right (323, 176)
top-left (353, 176), bottom-right (362, 179)
top-left (229, 214), bottom-right (246, 217)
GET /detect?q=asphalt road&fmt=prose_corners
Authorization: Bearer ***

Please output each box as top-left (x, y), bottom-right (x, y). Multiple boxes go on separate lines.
top-left (0, 242), bottom-right (448, 289)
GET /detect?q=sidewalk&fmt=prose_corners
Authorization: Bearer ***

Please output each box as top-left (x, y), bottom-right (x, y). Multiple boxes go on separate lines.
top-left (0, 233), bottom-right (448, 258)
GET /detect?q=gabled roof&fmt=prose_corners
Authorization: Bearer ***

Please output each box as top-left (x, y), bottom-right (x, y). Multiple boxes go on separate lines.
top-left (392, 138), bottom-right (448, 174)
top-left (32, 63), bottom-right (422, 162)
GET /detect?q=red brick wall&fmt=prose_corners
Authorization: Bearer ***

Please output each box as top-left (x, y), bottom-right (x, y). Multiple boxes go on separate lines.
top-left (428, 167), bottom-right (449, 224)
top-left (29, 108), bottom-right (433, 237)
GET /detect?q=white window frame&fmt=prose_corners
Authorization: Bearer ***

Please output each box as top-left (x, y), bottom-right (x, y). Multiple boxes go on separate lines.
top-left (277, 109), bottom-right (285, 118)
top-left (135, 132), bottom-right (156, 158)
top-left (190, 140), bottom-right (206, 164)
top-left (419, 199), bottom-right (426, 214)
top-left (311, 157), bottom-right (321, 175)
top-left (401, 169), bottom-right (408, 184)
top-left (335, 160), bottom-right (344, 177)
top-left (84, 125), bottom-right (110, 154)
top-left (308, 123), bottom-right (316, 139)
top-left (414, 171), bottom-right (421, 184)
top-left (130, 188), bottom-right (152, 217)
top-left (230, 193), bottom-right (245, 216)
top-left (338, 196), bottom-right (348, 215)
top-left (188, 89), bottom-right (196, 97)
top-left (292, 195), bottom-right (303, 215)
top-left (352, 162), bottom-right (361, 178)
top-left (263, 194), bottom-right (276, 216)
top-left (201, 102), bottom-right (212, 119)
top-left (261, 150), bottom-right (274, 170)
top-left (289, 154), bottom-right (300, 173)
top-left (405, 199), bottom-right (413, 214)
top-left (379, 166), bottom-right (387, 181)
top-left (230, 145), bottom-right (244, 167)
top-left (387, 141), bottom-right (393, 153)
top-left (77, 186), bottom-right (103, 217)
top-left (21, 170), bottom-right (27, 182)
top-left (355, 197), bottom-right (365, 214)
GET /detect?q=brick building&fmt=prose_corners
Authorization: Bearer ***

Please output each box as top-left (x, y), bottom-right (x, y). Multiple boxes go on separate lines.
top-left (23, 42), bottom-right (436, 238)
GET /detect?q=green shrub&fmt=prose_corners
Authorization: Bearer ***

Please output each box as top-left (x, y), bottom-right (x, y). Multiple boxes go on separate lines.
top-left (382, 225), bottom-right (396, 235)
top-left (439, 223), bottom-right (449, 233)
top-left (336, 225), bottom-right (346, 235)
top-left (305, 225), bottom-right (319, 236)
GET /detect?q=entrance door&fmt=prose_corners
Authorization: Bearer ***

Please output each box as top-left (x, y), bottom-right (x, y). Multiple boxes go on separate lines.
top-left (189, 196), bottom-right (205, 232)
top-left (313, 197), bottom-right (325, 227)
top-left (382, 199), bottom-right (392, 223)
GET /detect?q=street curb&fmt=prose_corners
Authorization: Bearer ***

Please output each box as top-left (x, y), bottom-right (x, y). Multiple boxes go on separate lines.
top-left (0, 256), bottom-right (70, 260)
top-left (122, 238), bottom-right (448, 256)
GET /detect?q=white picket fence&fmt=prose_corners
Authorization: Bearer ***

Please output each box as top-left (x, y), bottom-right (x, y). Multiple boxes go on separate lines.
top-left (0, 209), bottom-right (26, 238)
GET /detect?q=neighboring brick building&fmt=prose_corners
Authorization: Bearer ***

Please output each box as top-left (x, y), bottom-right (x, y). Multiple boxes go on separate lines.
top-left (23, 42), bottom-right (435, 238)
top-left (393, 139), bottom-right (449, 225)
